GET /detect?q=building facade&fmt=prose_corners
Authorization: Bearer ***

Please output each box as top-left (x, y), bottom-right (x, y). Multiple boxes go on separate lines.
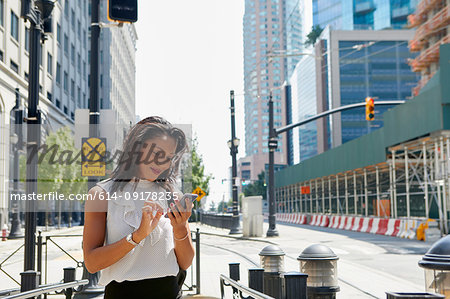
top-left (242, 0), bottom-right (302, 181)
top-left (408, 0), bottom-right (450, 95)
top-left (0, 0), bottom-right (137, 227)
top-left (313, 0), bottom-right (418, 30)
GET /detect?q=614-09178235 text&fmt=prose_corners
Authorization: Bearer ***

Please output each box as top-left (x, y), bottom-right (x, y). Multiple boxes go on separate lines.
top-left (9, 191), bottom-right (180, 201)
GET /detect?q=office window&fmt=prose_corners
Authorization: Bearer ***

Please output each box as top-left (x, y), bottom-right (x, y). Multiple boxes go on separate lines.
top-left (71, 9), bottom-right (75, 29)
top-left (71, 112), bottom-right (74, 120)
top-left (71, 44), bottom-right (75, 64)
top-left (0, 0), bottom-right (4, 27)
top-left (0, 50), bottom-right (3, 62)
top-left (64, 34), bottom-right (68, 54)
top-left (25, 28), bottom-right (30, 52)
top-left (64, 105), bottom-right (68, 114)
top-left (77, 87), bottom-right (81, 106)
top-left (64, 0), bottom-right (69, 16)
top-left (83, 61), bottom-right (86, 77)
top-left (10, 11), bottom-right (18, 41)
top-left (57, 23), bottom-right (61, 43)
top-left (24, 72), bottom-right (28, 81)
top-left (47, 53), bottom-right (52, 75)
top-left (47, 91), bottom-right (52, 102)
top-left (56, 63), bottom-right (61, 84)
top-left (83, 30), bottom-right (86, 47)
top-left (77, 53), bottom-right (81, 72)
top-left (10, 60), bottom-right (18, 73)
top-left (64, 71), bottom-right (68, 92)
top-left (56, 98), bottom-right (60, 108)
top-left (77, 20), bottom-right (81, 39)
top-left (71, 79), bottom-right (75, 98)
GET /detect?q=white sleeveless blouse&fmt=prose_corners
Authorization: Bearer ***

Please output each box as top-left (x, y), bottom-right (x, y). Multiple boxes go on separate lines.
top-left (96, 178), bottom-right (181, 286)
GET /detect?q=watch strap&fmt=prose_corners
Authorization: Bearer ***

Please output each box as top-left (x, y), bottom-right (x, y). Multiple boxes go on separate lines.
top-left (126, 233), bottom-right (139, 246)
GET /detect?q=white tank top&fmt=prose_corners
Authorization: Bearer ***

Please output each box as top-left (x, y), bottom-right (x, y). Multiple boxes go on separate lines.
top-left (96, 178), bottom-right (180, 286)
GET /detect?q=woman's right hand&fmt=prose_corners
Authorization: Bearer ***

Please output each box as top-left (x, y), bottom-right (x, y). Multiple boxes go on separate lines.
top-left (133, 202), bottom-right (163, 243)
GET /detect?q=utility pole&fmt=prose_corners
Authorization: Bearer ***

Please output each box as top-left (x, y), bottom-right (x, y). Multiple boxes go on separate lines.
top-left (267, 91), bottom-right (279, 237)
top-left (229, 90), bottom-right (242, 234)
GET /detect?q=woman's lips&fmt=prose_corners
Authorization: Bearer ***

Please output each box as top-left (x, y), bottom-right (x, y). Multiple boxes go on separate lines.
top-left (150, 167), bottom-right (161, 175)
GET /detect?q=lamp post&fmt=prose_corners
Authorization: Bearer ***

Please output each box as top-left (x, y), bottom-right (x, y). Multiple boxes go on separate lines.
top-left (20, 0), bottom-right (54, 291)
top-left (267, 90), bottom-right (279, 237)
top-left (228, 90), bottom-right (242, 234)
top-left (9, 88), bottom-right (24, 239)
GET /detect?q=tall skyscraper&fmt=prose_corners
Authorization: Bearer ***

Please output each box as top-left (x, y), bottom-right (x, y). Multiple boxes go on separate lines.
top-left (241, 0), bottom-right (302, 180)
top-left (313, 0), bottom-right (418, 30)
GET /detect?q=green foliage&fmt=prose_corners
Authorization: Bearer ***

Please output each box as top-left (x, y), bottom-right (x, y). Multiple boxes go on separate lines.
top-left (304, 25), bottom-right (323, 47)
top-left (242, 171), bottom-right (267, 200)
top-left (217, 200), bottom-right (228, 213)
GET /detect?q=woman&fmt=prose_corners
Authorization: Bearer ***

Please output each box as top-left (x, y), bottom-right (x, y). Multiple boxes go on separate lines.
top-left (83, 116), bottom-right (195, 299)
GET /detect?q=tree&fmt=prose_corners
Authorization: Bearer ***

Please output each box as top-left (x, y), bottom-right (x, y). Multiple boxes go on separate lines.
top-left (242, 171), bottom-right (267, 200)
top-left (304, 25), bottom-right (323, 47)
top-left (182, 136), bottom-right (214, 217)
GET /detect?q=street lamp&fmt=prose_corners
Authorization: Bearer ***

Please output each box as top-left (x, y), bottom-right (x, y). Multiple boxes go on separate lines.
top-left (228, 90), bottom-right (242, 234)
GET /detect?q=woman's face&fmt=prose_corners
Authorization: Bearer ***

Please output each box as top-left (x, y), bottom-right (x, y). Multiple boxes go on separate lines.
top-left (138, 135), bottom-right (177, 181)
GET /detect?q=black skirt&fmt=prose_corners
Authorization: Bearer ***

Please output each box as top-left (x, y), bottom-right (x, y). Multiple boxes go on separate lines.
top-left (104, 275), bottom-right (180, 299)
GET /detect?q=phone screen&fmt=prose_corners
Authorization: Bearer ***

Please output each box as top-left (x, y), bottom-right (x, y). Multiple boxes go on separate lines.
top-left (164, 193), bottom-right (198, 218)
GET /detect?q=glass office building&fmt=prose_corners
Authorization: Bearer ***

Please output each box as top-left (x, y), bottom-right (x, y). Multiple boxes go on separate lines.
top-left (313, 0), bottom-right (418, 30)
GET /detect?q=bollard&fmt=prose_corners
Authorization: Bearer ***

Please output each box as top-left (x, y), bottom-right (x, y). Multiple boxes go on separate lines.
top-left (283, 271), bottom-right (308, 299)
top-left (63, 267), bottom-right (76, 299)
top-left (2, 224), bottom-right (8, 241)
top-left (248, 268), bottom-right (264, 293)
top-left (259, 245), bottom-right (285, 299)
top-left (20, 270), bottom-right (40, 292)
top-left (37, 231), bottom-right (43, 286)
top-left (195, 228), bottom-right (201, 295)
top-left (229, 263), bottom-right (240, 281)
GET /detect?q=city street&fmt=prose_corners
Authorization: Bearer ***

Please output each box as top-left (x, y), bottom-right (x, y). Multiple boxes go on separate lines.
top-left (0, 221), bottom-right (432, 298)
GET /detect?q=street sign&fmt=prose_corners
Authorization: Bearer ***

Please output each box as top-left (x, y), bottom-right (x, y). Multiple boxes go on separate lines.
top-left (192, 187), bottom-right (206, 201)
top-left (301, 186), bottom-right (310, 194)
top-left (81, 137), bottom-right (106, 177)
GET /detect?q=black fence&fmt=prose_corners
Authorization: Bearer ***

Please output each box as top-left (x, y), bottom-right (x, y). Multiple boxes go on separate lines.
top-left (200, 212), bottom-right (233, 229)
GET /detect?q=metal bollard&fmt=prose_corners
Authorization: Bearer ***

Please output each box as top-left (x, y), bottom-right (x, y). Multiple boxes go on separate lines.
top-left (63, 267), bottom-right (76, 299)
top-left (196, 228), bottom-right (201, 295)
top-left (283, 271), bottom-right (308, 299)
top-left (20, 270), bottom-right (39, 292)
top-left (248, 268), bottom-right (264, 293)
top-left (259, 245), bottom-right (285, 299)
top-left (229, 263), bottom-right (240, 281)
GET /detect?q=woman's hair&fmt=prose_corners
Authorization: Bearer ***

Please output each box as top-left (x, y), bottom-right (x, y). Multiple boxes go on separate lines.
top-left (109, 116), bottom-right (188, 193)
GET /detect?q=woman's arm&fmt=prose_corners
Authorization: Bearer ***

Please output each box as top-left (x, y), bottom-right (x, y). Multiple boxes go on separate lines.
top-left (83, 186), bottom-right (162, 273)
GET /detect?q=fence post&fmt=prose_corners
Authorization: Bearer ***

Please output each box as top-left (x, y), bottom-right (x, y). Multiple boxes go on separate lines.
top-left (63, 267), bottom-right (76, 299)
top-left (229, 263), bottom-right (240, 281)
top-left (248, 268), bottom-right (264, 293)
top-left (284, 272), bottom-right (308, 299)
top-left (20, 270), bottom-right (39, 292)
top-left (196, 228), bottom-right (201, 295)
top-left (37, 231), bottom-right (43, 287)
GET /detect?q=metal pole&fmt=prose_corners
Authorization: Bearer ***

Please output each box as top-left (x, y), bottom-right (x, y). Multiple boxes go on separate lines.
top-left (267, 91), bottom-right (278, 236)
top-left (229, 90), bottom-right (242, 234)
top-left (446, 138), bottom-right (450, 227)
top-left (353, 172), bottom-right (357, 215)
top-left (405, 147), bottom-right (411, 218)
top-left (376, 166), bottom-right (380, 217)
top-left (423, 142), bottom-right (429, 218)
top-left (336, 175), bottom-right (340, 215)
top-left (196, 229), bottom-right (201, 295)
top-left (440, 137), bottom-right (448, 233)
top-left (389, 162), bottom-right (394, 218)
top-left (315, 180), bottom-right (319, 213)
top-left (322, 179), bottom-right (325, 214)
top-left (299, 183), bottom-right (303, 214)
top-left (392, 150), bottom-right (398, 218)
top-left (344, 173), bottom-right (348, 215)
top-left (328, 178), bottom-right (332, 214)
top-left (435, 140), bottom-right (444, 234)
top-left (364, 169), bottom-right (368, 217)
top-left (24, 7), bottom-right (41, 275)
top-left (309, 181), bottom-right (313, 214)
top-left (9, 88), bottom-right (23, 239)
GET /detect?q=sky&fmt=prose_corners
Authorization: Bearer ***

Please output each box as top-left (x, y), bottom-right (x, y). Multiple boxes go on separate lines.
top-left (135, 1), bottom-right (246, 207)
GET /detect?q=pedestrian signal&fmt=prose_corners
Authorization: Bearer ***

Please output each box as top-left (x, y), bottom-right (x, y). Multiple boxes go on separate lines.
top-left (108, 0), bottom-right (138, 23)
top-left (365, 97), bottom-right (375, 121)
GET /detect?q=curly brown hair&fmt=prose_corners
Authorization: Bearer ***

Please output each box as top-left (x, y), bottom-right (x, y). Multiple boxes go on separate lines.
top-left (109, 116), bottom-right (188, 193)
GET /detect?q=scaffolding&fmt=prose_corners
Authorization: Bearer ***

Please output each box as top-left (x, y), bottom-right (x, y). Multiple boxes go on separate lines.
top-left (275, 132), bottom-right (450, 234)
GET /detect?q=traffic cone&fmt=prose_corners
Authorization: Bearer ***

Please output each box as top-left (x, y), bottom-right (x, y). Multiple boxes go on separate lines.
top-left (2, 224), bottom-right (8, 241)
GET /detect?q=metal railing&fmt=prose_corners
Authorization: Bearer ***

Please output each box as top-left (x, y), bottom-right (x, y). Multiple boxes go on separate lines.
top-left (220, 274), bottom-right (275, 299)
top-left (200, 213), bottom-right (233, 229)
top-left (1, 279), bottom-right (89, 299)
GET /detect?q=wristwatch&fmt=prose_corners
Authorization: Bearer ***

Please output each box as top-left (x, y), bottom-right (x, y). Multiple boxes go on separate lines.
top-left (126, 233), bottom-right (139, 246)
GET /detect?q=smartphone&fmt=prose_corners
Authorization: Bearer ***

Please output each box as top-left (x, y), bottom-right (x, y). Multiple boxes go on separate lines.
top-left (164, 193), bottom-right (198, 218)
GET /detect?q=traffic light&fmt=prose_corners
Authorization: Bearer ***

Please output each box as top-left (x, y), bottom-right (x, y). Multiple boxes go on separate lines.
top-left (365, 97), bottom-right (375, 121)
top-left (108, 0), bottom-right (138, 23)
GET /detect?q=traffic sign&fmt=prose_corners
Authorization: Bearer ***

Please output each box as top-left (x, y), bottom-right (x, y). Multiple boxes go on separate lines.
top-left (301, 186), bottom-right (310, 194)
top-left (81, 137), bottom-right (106, 177)
top-left (192, 187), bottom-right (206, 201)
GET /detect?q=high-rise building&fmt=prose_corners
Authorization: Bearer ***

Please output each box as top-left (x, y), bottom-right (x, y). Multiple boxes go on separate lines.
top-left (0, 0), bottom-right (137, 227)
top-left (288, 28), bottom-right (420, 161)
top-left (241, 0), bottom-right (302, 180)
top-left (408, 0), bottom-right (449, 96)
top-left (313, 0), bottom-right (418, 30)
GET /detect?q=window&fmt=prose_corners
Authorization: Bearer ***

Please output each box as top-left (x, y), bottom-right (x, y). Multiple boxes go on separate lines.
top-left (77, 54), bottom-right (81, 72)
top-left (57, 23), bottom-right (61, 43)
top-left (64, 72), bottom-right (68, 92)
top-left (71, 79), bottom-right (75, 98)
top-left (56, 63), bottom-right (61, 84)
top-left (25, 28), bottom-right (30, 52)
top-left (64, 105), bottom-right (68, 114)
top-left (47, 91), bottom-right (52, 102)
top-left (71, 9), bottom-right (75, 29)
top-left (64, 34), bottom-right (68, 54)
top-left (77, 20), bottom-right (81, 39)
top-left (10, 11), bottom-right (18, 41)
top-left (56, 98), bottom-right (60, 108)
top-left (0, 0), bottom-right (4, 27)
top-left (0, 50), bottom-right (3, 62)
top-left (47, 53), bottom-right (52, 75)
top-left (10, 60), bottom-right (18, 73)
top-left (77, 87), bottom-right (81, 106)
top-left (64, 0), bottom-right (69, 16)
top-left (71, 44), bottom-right (75, 64)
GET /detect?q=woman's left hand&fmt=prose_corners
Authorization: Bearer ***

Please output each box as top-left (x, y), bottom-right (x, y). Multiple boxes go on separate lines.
top-left (167, 197), bottom-right (193, 235)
